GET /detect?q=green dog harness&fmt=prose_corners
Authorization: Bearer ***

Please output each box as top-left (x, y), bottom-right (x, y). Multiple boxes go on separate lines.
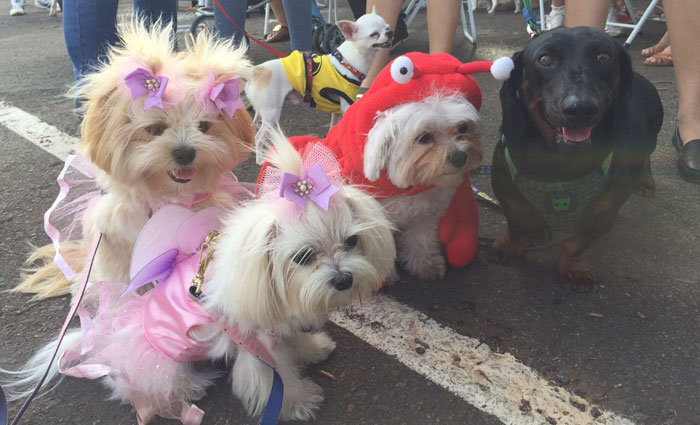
top-left (504, 144), bottom-right (614, 239)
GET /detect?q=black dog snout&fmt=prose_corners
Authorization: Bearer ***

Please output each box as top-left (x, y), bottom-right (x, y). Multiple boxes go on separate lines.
top-left (448, 150), bottom-right (468, 168)
top-left (330, 272), bottom-right (353, 291)
top-left (385, 30), bottom-right (394, 40)
top-left (172, 146), bottom-right (196, 165)
top-left (561, 95), bottom-right (599, 121)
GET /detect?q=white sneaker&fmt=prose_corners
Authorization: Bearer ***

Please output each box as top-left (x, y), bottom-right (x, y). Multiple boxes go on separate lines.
top-left (546, 6), bottom-right (565, 30)
top-left (34, 0), bottom-right (51, 9)
top-left (10, 0), bottom-right (25, 15)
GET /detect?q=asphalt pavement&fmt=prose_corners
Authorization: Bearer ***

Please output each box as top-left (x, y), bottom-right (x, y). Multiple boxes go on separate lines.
top-left (0, 2), bottom-right (699, 425)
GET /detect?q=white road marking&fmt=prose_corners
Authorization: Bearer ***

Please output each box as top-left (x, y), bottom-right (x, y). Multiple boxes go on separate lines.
top-left (0, 101), bottom-right (79, 161)
top-left (1, 102), bottom-right (635, 425)
top-left (331, 295), bottom-right (635, 425)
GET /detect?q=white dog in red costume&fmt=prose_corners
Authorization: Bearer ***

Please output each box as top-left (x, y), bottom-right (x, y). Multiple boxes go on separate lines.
top-left (262, 52), bottom-right (513, 279)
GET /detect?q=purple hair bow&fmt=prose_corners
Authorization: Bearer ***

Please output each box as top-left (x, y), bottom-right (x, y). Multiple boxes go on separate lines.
top-left (124, 67), bottom-right (169, 110)
top-left (279, 163), bottom-right (340, 211)
top-left (209, 79), bottom-right (245, 118)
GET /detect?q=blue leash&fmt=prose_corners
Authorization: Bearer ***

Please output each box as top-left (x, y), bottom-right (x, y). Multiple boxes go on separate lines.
top-left (260, 370), bottom-right (284, 425)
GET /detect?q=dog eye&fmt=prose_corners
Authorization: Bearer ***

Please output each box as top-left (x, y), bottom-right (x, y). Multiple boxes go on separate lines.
top-left (457, 123), bottom-right (470, 134)
top-left (538, 54), bottom-right (553, 67)
top-left (344, 235), bottom-right (359, 249)
top-left (145, 122), bottom-right (167, 136)
top-left (370, 32), bottom-right (379, 38)
top-left (198, 121), bottom-right (211, 133)
top-left (596, 52), bottom-right (610, 64)
top-left (418, 133), bottom-right (433, 144)
top-left (292, 248), bottom-right (315, 265)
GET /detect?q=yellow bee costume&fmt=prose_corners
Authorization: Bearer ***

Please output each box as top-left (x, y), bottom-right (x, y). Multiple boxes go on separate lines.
top-left (280, 51), bottom-right (363, 114)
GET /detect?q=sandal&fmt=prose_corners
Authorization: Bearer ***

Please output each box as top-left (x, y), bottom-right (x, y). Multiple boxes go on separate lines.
top-left (644, 51), bottom-right (673, 67)
top-left (641, 42), bottom-right (669, 57)
top-left (264, 24), bottom-right (289, 43)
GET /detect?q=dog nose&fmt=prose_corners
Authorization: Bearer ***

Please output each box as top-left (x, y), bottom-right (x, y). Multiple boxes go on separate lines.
top-left (385, 30), bottom-right (394, 40)
top-left (172, 146), bottom-right (196, 165)
top-left (448, 150), bottom-right (468, 168)
top-left (330, 272), bottom-right (353, 291)
top-left (561, 95), bottom-right (599, 121)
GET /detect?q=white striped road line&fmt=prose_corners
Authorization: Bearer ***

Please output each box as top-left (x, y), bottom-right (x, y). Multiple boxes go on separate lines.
top-left (331, 296), bottom-right (634, 425)
top-left (0, 101), bottom-right (79, 161)
top-left (1, 102), bottom-right (635, 425)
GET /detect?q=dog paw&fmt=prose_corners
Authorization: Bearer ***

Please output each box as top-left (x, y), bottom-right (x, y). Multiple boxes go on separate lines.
top-left (557, 254), bottom-right (597, 292)
top-left (405, 253), bottom-right (446, 280)
top-left (296, 332), bottom-right (336, 364)
top-left (281, 379), bottom-right (323, 421)
top-left (635, 176), bottom-right (656, 198)
top-left (487, 233), bottom-right (526, 264)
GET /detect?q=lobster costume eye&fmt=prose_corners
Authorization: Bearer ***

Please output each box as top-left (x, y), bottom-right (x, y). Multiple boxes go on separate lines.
top-left (390, 56), bottom-right (414, 84)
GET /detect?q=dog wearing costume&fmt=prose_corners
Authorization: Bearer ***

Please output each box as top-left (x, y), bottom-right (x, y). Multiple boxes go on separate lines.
top-left (259, 52), bottom-right (514, 279)
top-left (245, 10), bottom-right (392, 164)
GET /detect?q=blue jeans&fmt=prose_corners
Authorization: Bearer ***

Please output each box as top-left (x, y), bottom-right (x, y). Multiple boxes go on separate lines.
top-left (62, 0), bottom-right (177, 82)
top-left (214, 0), bottom-right (312, 51)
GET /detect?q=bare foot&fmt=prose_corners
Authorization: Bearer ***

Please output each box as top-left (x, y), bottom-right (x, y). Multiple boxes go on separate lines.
top-left (641, 31), bottom-right (669, 57)
top-left (644, 46), bottom-right (672, 66)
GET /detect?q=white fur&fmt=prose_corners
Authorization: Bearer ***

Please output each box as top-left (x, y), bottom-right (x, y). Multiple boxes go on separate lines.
top-left (363, 93), bottom-right (483, 279)
top-left (477, 0), bottom-right (521, 14)
top-left (3, 130), bottom-right (396, 423)
top-left (246, 12), bottom-right (392, 164)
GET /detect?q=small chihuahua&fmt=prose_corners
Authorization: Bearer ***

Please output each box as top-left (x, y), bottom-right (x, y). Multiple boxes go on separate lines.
top-left (246, 9), bottom-right (392, 164)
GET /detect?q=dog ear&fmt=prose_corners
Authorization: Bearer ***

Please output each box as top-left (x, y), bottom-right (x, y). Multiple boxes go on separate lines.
top-left (206, 208), bottom-right (284, 329)
top-left (499, 51), bottom-right (526, 143)
top-left (343, 187), bottom-right (396, 285)
top-left (616, 44), bottom-right (634, 97)
top-left (80, 88), bottom-right (130, 173)
top-left (371, 5), bottom-right (377, 14)
top-left (363, 112), bottom-right (391, 181)
top-left (337, 20), bottom-right (358, 41)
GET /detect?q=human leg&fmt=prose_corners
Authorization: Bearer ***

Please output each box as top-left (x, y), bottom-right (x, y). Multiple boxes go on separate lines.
top-left (665, 0), bottom-right (700, 181)
top-left (564, 0), bottom-right (607, 30)
top-left (282, 0), bottom-right (312, 52)
top-left (62, 0), bottom-right (120, 81)
top-left (133, 0), bottom-right (177, 30)
top-left (426, 0), bottom-right (460, 54)
top-left (214, 0), bottom-right (248, 45)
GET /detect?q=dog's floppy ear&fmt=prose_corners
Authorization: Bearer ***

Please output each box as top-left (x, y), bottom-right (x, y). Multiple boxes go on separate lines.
top-left (616, 43), bottom-right (634, 97)
top-left (206, 207), bottom-right (284, 329)
top-left (363, 112), bottom-right (392, 181)
top-left (337, 20), bottom-right (358, 41)
top-left (343, 187), bottom-right (396, 284)
top-left (499, 51), bottom-right (526, 143)
top-left (79, 88), bottom-right (131, 173)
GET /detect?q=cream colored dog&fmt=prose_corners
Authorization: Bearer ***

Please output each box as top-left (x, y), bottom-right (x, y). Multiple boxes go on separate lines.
top-left (14, 21), bottom-right (254, 299)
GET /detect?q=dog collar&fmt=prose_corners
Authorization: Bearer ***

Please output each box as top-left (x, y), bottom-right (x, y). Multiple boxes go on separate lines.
top-left (331, 50), bottom-right (366, 83)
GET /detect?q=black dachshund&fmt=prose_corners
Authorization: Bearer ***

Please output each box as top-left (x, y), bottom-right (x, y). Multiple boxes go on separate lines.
top-left (489, 26), bottom-right (663, 291)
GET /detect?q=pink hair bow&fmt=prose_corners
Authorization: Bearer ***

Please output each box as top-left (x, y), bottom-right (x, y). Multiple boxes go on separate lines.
top-left (209, 79), bottom-right (244, 118)
top-left (280, 163), bottom-right (339, 211)
top-left (124, 67), bottom-right (169, 110)
top-left (258, 143), bottom-right (343, 217)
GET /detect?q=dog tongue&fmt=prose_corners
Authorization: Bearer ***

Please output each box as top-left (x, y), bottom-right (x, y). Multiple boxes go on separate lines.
top-left (562, 127), bottom-right (592, 142)
top-left (173, 167), bottom-right (196, 180)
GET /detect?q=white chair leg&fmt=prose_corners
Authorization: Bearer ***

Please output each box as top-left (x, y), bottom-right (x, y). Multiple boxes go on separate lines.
top-left (263, 3), bottom-right (271, 37)
top-left (539, 0), bottom-right (545, 31)
top-left (624, 0), bottom-right (659, 48)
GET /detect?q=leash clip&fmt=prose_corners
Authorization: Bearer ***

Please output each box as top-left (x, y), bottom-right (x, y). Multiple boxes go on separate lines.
top-left (189, 231), bottom-right (220, 299)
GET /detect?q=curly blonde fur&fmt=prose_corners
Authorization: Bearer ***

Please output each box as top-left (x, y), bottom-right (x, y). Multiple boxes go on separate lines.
top-left (15, 19), bottom-right (255, 299)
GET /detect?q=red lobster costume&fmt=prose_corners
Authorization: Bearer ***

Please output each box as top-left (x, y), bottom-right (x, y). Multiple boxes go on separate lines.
top-left (259, 52), bottom-right (513, 268)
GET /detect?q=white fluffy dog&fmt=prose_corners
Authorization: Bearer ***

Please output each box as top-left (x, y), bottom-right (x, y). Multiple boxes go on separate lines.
top-left (14, 21), bottom-right (254, 299)
top-left (365, 93), bottom-right (482, 279)
top-left (246, 10), bottom-right (392, 164)
top-left (3, 131), bottom-right (395, 424)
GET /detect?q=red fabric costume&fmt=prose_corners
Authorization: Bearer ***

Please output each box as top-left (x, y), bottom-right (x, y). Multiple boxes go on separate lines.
top-left (259, 52), bottom-right (509, 268)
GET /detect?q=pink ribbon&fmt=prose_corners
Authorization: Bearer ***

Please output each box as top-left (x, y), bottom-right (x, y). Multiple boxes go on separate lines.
top-left (209, 79), bottom-right (244, 118)
top-left (124, 67), bottom-right (169, 110)
top-left (279, 163), bottom-right (340, 211)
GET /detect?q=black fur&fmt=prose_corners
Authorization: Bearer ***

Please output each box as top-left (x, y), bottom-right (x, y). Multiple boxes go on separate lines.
top-left (489, 27), bottom-right (663, 290)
